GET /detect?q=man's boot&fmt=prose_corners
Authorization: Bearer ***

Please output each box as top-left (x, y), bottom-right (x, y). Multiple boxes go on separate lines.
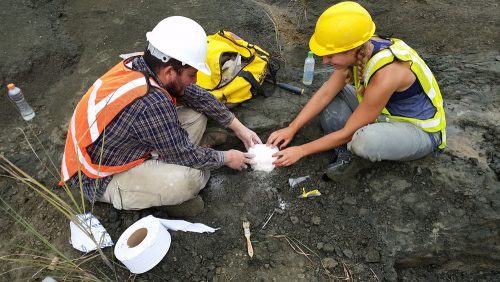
top-left (159, 195), bottom-right (205, 218)
top-left (200, 128), bottom-right (228, 148)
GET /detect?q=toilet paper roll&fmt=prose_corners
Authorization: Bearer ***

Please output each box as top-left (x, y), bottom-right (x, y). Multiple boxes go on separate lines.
top-left (114, 216), bottom-right (171, 274)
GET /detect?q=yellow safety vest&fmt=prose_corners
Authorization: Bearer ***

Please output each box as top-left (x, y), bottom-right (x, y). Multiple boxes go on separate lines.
top-left (354, 38), bottom-right (447, 149)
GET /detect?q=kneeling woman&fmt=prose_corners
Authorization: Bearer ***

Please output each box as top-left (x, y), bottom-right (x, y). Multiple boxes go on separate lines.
top-left (267, 1), bottom-right (446, 180)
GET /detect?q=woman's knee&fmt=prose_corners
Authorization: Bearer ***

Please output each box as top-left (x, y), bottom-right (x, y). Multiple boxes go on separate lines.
top-left (320, 86), bottom-right (358, 134)
top-left (349, 125), bottom-right (384, 162)
top-left (349, 123), bottom-right (434, 162)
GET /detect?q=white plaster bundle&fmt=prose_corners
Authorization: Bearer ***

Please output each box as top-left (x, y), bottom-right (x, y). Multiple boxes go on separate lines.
top-left (247, 144), bottom-right (279, 172)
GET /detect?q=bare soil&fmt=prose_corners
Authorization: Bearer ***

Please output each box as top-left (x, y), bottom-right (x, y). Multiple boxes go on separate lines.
top-left (1, 0), bottom-right (499, 281)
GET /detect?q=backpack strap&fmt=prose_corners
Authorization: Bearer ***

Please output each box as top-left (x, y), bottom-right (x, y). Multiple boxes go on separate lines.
top-left (238, 70), bottom-right (265, 96)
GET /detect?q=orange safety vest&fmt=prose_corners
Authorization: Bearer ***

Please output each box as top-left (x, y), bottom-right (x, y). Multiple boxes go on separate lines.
top-left (60, 59), bottom-right (176, 184)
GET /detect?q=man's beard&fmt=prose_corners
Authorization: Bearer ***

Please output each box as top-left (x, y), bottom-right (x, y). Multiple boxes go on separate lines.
top-left (163, 77), bottom-right (186, 97)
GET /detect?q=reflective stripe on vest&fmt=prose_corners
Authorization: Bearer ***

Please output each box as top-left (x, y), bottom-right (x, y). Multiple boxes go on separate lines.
top-left (60, 59), bottom-right (175, 183)
top-left (354, 38), bottom-right (447, 149)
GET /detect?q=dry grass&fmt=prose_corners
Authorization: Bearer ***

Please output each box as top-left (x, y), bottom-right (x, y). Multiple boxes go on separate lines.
top-left (251, 0), bottom-right (309, 59)
top-left (0, 126), bottom-right (118, 280)
top-left (271, 234), bottom-right (354, 281)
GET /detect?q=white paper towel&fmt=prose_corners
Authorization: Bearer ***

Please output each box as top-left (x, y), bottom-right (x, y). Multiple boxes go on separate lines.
top-left (69, 213), bottom-right (113, 253)
top-left (114, 215), bottom-right (217, 274)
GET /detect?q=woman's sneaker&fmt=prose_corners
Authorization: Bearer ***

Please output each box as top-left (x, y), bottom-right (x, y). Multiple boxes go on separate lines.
top-left (324, 151), bottom-right (372, 181)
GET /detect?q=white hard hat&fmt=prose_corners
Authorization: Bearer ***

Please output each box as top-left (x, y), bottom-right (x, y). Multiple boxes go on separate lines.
top-left (146, 16), bottom-right (211, 75)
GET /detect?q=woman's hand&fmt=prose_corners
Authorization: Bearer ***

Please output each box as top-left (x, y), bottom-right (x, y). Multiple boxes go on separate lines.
top-left (267, 127), bottom-right (296, 149)
top-left (272, 146), bottom-right (306, 167)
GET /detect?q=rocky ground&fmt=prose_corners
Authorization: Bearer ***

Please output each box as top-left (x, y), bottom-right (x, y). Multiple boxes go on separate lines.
top-left (1, 0), bottom-right (499, 281)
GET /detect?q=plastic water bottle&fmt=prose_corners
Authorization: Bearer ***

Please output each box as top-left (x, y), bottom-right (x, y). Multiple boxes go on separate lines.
top-left (302, 51), bottom-right (315, 86)
top-left (7, 83), bottom-right (35, 121)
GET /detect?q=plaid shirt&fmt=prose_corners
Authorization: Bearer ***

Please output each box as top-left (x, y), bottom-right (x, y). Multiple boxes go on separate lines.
top-left (71, 56), bottom-right (234, 202)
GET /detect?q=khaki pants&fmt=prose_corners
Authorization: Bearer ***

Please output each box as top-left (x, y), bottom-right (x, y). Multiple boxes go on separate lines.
top-left (98, 106), bottom-right (210, 210)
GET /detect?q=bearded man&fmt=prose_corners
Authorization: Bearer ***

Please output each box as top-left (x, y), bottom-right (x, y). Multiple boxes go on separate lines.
top-left (60, 16), bottom-right (259, 217)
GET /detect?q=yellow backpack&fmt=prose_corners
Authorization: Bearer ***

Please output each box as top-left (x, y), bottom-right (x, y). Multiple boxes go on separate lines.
top-left (197, 31), bottom-right (275, 104)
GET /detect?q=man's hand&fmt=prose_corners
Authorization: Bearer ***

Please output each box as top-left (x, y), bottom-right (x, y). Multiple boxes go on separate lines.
top-left (235, 128), bottom-right (261, 150)
top-left (224, 149), bottom-right (256, 171)
top-left (267, 126), bottom-right (296, 149)
top-left (272, 146), bottom-right (305, 167)
top-left (229, 118), bottom-right (262, 150)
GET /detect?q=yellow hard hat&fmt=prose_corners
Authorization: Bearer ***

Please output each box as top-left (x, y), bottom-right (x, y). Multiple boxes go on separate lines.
top-left (309, 1), bottom-right (376, 56)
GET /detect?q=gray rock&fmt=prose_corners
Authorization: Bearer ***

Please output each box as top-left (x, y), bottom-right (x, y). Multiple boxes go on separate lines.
top-left (237, 110), bottom-right (278, 131)
top-left (321, 257), bottom-right (339, 269)
top-left (343, 249), bottom-right (353, 259)
top-left (266, 190), bottom-right (274, 200)
top-left (366, 172), bottom-right (374, 180)
top-left (132, 213), bottom-right (140, 222)
top-left (322, 243), bottom-right (335, 252)
top-left (365, 248), bottom-right (381, 263)
top-left (358, 208), bottom-right (369, 217)
top-left (274, 208), bottom-right (285, 214)
top-left (290, 216), bottom-right (299, 225)
top-left (267, 241), bottom-right (280, 253)
top-left (335, 247), bottom-right (344, 257)
top-left (311, 216), bottom-right (321, 225)
top-left (206, 251), bottom-right (214, 259)
top-left (416, 166), bottom-right (423, 176)
top-left (343, 196), bottom-right (357, 205)
top-left (201, 266), bottom-right (209, 276)
top-left (302, 215), bottom-right (310, 224)
top-left (48, 127), bottom-right (66, 146)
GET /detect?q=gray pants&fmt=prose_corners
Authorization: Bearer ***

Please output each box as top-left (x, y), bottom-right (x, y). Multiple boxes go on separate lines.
top-left (320, 85), bottom-right (440, 162)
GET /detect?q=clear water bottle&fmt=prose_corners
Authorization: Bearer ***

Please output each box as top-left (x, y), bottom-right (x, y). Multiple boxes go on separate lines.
top-left (7, 83), bottom-right (35, 121)
top-left (302, 51), bottom-right (315, 86)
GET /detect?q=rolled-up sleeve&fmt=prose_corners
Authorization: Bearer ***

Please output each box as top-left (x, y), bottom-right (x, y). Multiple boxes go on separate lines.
top-left (178, 84), bottom-right (235, 127)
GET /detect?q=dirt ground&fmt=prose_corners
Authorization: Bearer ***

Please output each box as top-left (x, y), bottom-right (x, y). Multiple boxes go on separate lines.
top-left (1, 0), bottom-right (499, 281)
